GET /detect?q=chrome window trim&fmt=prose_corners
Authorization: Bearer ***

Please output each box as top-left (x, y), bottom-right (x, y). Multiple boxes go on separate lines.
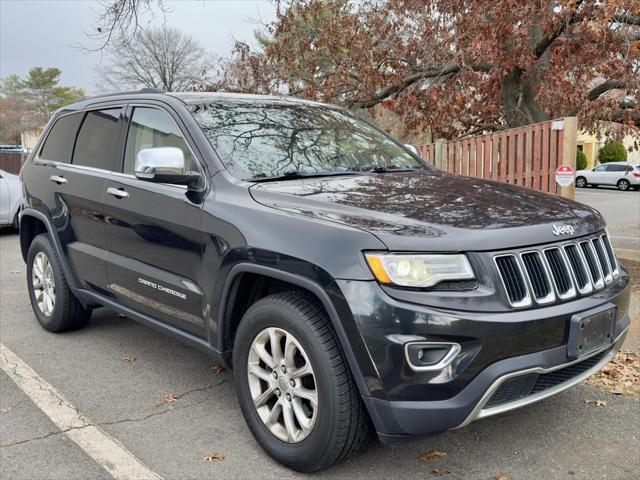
top-left (403, 342), bottom-right (462, 372)
top-left (493, 254), bottom-right (532, 308)
top-left (518, 251), bottom-right (555, 305)
top-left (562, 244), bottom-right (594, 296)
top-left (455, 327), bottom-right (627, 430)
top-left (591, 237), bottom-right (613, 285)
top-left (541, 247), bottom-right (577, 300)
top-left (579, 240), bottom-right (605, 290)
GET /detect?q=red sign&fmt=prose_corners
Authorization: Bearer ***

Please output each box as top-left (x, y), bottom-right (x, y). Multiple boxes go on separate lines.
top-left (555, 165), bottom-right (574, 187)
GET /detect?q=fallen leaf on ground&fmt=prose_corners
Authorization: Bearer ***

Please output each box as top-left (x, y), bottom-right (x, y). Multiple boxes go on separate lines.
top-left (0, 406), bottom-right (12, 414)
top-left (211, 365), bottom-right (226, 374)
top-left (585, 351), bottom-right (639, 398)
top-left (496, 474), bottom-right (509, 480)
top-left (203, 453), bottom-right (225, 462)
top-left (432, 467), bottom-right (450, 476)
top-left (417, 450), bottom-right (448, 464)
top-left (121, 356), bottom-right (137, 363)
top-left (155, 393), bottom-right (182, 405)
top-left (584, 399), bottom-right (607, 407)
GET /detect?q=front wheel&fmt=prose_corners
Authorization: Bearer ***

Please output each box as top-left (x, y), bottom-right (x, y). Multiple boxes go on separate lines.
top-left (617, 179), bottom-right (631, 191)
top-left (233, 292), bottom-right (370, 472)
top-left (575, 176), bottom-right (587, 188)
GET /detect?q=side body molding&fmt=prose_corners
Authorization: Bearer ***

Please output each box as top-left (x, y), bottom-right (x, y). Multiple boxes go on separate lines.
top-left (217, 263), bottom-right (371, 397)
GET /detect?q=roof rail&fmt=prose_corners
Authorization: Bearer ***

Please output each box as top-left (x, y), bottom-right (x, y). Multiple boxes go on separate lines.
top-left (76, 88), bottom-right (165, 103)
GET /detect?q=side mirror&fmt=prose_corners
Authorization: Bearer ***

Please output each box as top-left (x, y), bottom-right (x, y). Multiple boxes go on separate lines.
top-left (404, 144), bottom-right (420, 157)
top-left (135, 147), bottom-right (201, 187)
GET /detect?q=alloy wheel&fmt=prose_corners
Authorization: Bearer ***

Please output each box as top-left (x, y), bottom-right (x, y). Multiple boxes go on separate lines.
top-left (32, 251), bottom-right (55, 317)
top-left (247, 327), bottom-right (318, 443)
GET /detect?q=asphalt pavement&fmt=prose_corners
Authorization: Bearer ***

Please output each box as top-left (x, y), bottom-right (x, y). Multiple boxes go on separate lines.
top-left (575, 187), bottom-right (639, 259)
top-left (1, 194), bottom-right (640, 480)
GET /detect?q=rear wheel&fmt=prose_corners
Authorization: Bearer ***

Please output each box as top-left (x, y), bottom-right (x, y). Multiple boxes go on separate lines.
top-left (27, 234), bottom-right (92, 332)
top-left (617, 179), bottom-right (631, 191)
top-left (233, 292), bottom-right (370, 472)
top-left (575, 176), bottom-right (587, 188)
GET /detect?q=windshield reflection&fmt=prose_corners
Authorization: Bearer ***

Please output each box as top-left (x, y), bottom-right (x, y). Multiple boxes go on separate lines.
top-left (189, 102), bottom-right (426, 179)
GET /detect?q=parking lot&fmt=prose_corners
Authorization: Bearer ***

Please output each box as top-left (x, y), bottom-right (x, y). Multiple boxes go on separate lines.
top-left (1, 187), bottom-right (639, 480)
top-left (575, 188), bottom-right (640, 258)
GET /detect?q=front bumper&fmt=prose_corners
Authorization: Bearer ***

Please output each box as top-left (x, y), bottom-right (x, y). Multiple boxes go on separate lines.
top-left (334, 266), bottom-right (630, 445)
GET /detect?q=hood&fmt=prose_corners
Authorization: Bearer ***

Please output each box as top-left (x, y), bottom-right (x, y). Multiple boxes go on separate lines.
top-left (249, 170), bottom-right (605, 251)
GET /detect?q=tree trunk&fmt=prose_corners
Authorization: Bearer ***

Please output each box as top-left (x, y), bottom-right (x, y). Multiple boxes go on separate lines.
top-left (501, 68), bottom-right (549, 127)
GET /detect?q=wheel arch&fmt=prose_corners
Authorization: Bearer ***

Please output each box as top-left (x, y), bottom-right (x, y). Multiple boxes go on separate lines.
top-left (217, 263), bottom-right (371, 397)
top-left (19, 208), bottom-right (78, 289)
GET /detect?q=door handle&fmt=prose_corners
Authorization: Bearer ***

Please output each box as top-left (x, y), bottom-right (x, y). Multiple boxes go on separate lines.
top-left (49, 175), bottom-right (67, 185)
top-left (106, 187), bottom-right (129, 199)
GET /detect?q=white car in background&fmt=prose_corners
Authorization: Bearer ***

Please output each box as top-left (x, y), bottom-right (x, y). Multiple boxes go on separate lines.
top-left (0, 169), bottom-right (22, 228)
top-left (575, 162), bottom-right (640, 191)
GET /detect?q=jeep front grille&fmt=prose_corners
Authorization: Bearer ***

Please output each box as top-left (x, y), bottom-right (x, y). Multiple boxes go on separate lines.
top-left (495, 233), bottom-right (619, 308)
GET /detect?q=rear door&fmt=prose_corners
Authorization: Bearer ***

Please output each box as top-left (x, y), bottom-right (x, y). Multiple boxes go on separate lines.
top-left (103, 104), bottom-right (207, 337)
top-left (603, 164), bottom-right (626, 185)
top-left (24, 108), bottom-right (124, 291)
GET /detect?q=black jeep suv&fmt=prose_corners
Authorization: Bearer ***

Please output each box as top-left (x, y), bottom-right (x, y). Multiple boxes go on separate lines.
top-left (20, 90), bottom-right (630, 472)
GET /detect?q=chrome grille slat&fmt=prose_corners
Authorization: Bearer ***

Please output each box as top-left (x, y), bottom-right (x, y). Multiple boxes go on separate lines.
top-left (591, 237), bottom-right (613, 284)
top-left (543, 247), bottom-right (576, 300)
top-left (563, 244), bottom-right (593, 295)
top-left (494, 255), bottom-right (531, 308)
top-left (520, 251), bottom-right (555, 304)
top-left (601, 234), bottom-right (619, 278)
top-left (580, 241), bottom-right (605, 290)
top-left (494, 231), bottom-right (619, 308)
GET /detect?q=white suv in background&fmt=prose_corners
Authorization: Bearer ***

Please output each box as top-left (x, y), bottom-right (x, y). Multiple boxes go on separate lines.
top-left (576, 162), bottom-right (640, 191)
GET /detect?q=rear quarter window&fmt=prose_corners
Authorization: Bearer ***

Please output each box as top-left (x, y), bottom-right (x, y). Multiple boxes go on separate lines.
top-left (39, 113), bottom-right (83, 163)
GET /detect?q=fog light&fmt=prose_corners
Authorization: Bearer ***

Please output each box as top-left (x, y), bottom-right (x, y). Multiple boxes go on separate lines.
top-left (404, 342), bottom-right (461, 371)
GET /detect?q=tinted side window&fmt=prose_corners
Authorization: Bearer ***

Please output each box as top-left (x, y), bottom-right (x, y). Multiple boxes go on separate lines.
top-left (123, 107), bottom-right (196, 174)
top-left (72, 109), bottom-right (122, 170)
top-left (607, 164), bottom-right (625, 172)
top-left (39, 113), bottom-right (83, 163)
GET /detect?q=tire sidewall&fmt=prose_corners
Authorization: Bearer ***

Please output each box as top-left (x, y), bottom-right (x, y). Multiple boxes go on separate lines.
top-left (27, 235), bottom-right (66, 331)
top-left (618, 179), bottom-right (630, 191)
top-left (233, 299), bottom-right (342, 470)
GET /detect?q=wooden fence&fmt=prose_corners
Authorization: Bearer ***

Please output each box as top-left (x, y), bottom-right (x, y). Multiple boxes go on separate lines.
top-left (418, 117), bottom-right (577, 199)
top-left (0, 151), bottom-right (28, 175)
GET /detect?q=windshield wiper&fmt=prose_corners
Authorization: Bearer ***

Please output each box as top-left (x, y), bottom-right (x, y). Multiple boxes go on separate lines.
top-left (248, 170), bottom-right (362, 183)
top-left (365, 165), bottom-right (420, 173)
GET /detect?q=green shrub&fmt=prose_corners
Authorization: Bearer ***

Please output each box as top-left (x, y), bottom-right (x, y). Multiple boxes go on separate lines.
top-left (576, 149), bottom-right (587, 170)
top-left (597, 141), bottom-right (627, 163)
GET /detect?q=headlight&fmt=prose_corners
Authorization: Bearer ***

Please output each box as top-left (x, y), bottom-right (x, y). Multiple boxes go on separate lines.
top-left (365, 253), bottom-right (474, 288)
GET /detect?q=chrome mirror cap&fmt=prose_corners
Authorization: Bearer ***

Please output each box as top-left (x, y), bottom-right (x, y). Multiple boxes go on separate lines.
top-left (135, 147), bottom-right (185, 178)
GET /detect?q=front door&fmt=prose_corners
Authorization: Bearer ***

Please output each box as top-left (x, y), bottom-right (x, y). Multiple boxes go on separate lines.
top-left (103, 105), bottom-right (207, 337)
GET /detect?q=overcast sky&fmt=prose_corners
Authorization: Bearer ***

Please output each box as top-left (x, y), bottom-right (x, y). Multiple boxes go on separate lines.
top-left (0, 0), bottom-right (276, 94)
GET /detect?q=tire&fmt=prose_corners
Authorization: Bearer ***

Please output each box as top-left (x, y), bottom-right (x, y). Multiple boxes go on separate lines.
top-left (27, 233), bottom-right (92, 332)
top-left (232, 291), bottom-right (370, 472)
top-left (575, 176), bottom-right (587, 188)
top-left (617, 179), bottom-right (630, 191)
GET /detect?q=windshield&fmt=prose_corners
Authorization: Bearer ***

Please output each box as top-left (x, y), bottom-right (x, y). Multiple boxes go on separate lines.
top-left (190, 102), bottom-right (427, 180)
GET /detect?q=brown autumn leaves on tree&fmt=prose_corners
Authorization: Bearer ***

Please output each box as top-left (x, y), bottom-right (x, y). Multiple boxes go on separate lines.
top-left (97, 0), bottom-right (639, 142)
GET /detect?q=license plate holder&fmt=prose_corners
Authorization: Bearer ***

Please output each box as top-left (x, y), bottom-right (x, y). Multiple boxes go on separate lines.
top-left (567, 305), bottom-right (616, 359)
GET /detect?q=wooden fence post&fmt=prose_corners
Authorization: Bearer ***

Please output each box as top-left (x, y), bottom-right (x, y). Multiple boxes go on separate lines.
top-left (434, 139), bottom-right (445, 170)
top-left (559, 117), bottom-right (577, 200)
